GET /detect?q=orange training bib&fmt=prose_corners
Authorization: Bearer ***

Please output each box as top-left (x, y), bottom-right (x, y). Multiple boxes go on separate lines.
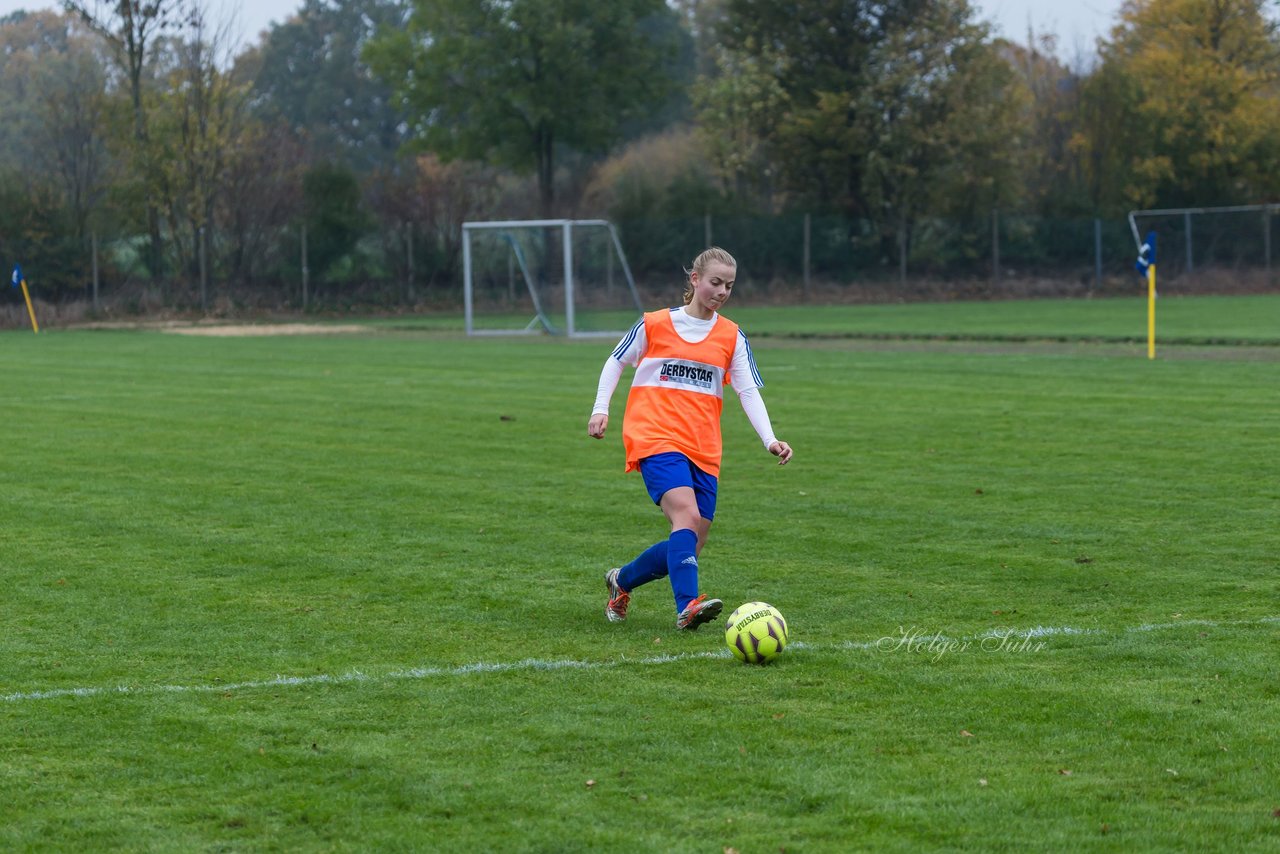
top-left (622, 309), bottom-right (739, 477)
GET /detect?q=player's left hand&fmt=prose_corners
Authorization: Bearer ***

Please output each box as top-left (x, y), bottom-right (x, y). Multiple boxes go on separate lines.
top-left (769, 440), bottom-right (792, 465)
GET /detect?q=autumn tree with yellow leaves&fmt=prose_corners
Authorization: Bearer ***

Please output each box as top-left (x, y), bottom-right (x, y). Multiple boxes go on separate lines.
top-left (1083, 0), bottom-right (1280, 210)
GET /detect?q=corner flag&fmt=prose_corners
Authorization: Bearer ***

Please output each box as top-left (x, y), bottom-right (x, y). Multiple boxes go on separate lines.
top-left (1134, 232), bottom-right (1156, 275)
top-left (12, 264), bottom-right (39, 334)
top-left (1134, 232), bottom-right (1156, 359)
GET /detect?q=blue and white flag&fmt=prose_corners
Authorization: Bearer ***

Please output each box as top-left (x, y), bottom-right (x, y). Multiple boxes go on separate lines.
top-left (11, 264), bottom-right (20, 288)
top-left (1134, 232), bottom-right (1157, 275)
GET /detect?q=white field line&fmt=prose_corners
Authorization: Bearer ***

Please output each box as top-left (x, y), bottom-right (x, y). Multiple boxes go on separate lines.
top-left (3, 616), bottom-right (1277, 705)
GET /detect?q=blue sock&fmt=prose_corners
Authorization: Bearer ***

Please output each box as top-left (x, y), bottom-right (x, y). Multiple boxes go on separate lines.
top-left (667, 528), bottom-right (699, 612)
top-left (618, 541), bottom-right (668, 591)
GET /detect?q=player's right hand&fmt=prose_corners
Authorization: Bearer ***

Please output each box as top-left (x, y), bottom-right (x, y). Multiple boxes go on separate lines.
top-left (587, 413), bottom-right (608, 439)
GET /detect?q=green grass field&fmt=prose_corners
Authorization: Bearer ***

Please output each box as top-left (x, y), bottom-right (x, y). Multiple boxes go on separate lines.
top-left (2, 296), bottom-right (1278, 851)
top-left (380, 293), bottom-right (1280, 344)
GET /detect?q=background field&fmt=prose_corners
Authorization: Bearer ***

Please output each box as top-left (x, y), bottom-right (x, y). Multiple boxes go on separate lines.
top-left (2, 296), bottom-right (1278, 851)
top-left (383, 293), bottom-right (1280, 345)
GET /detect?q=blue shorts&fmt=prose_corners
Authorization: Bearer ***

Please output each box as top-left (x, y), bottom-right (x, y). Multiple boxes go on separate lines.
top-left (638, 452), bottom-right (718, 521)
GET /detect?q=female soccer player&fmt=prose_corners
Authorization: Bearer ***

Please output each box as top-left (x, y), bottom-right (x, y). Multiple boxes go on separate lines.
top-left (587, 247), bottom-right (792, 630)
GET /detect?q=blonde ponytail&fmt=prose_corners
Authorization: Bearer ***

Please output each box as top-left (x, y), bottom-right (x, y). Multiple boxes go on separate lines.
top-left (682, 246), bottom-right (737, 304)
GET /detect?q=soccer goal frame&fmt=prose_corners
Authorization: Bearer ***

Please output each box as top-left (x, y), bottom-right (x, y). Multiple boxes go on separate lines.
top-left (461, 219), bottom-right (644, 338)
top-left (1128, 203), bottom-right (1277, 277)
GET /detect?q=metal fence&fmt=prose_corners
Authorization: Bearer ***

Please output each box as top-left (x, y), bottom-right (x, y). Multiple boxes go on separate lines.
top-left (3, 210), bottom-right (1277, 325)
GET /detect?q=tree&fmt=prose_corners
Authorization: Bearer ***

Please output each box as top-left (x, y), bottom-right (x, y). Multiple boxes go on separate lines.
top-left (692, 43), bottom-right (787, 205)
top-left (34, 22), bottom-right (114, 248)
top-left (0, 175), bottom-right (83, 298)
top-left (365, 0), bottom-right (684, 216)
top-left (301, 162), bottom-right (369, 283)
top-left (149, 0), bottom-right (251, 306)
top-left (1094, 0), bottom-right (1280, 208)
top-left (246, 0), bottom-right (407, 172)
top-left (365, 154), bottom-right (505, 289)
top-left (0, 11), bottom-right (67, 176)
top-left (1071, 50), bottom-right (1148, 215)
top-left (220, 119), bottom-right (306, 284)
top-left (670, 0), bottom-right (730, 77)
top-left (856, 2), bottom-right (1022, 225)
top-left (707, 0), bottom-right (1022, 257)
top-left (580, 127), bottom-right (728, 277)
top-left (0, 12), bottom-right (113, 247)
top-left (1001, 34), bottom-right (1095, 216)
top-left (64, 0), bottom-right (177, 278)
top-left (0, 11), bottom-right (117, 296)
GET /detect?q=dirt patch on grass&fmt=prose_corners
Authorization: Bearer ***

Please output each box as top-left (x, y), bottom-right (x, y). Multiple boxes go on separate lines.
top-left (162, 323), bottom-right (370, 337)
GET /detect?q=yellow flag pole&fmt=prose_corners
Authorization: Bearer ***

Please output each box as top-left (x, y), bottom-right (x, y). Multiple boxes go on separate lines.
top-left (20, 277), bottom-right (39, 334)
top-left (1146, 263), bottom-right (1155, 360)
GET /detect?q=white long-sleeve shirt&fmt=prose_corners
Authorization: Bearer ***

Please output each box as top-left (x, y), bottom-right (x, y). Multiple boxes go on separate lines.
top-left (592, 306), bottom-right (779, 450)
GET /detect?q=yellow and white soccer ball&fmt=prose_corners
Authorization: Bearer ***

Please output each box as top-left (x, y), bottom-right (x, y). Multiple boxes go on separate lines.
top-left (725, 602), bottom-right (788, 664)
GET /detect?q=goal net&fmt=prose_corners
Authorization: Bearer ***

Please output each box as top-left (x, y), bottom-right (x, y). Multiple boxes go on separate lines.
top-left (462, 219), bottom-right (645, 337)
top-left (1128, 204), bottom-right (1278, 286)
